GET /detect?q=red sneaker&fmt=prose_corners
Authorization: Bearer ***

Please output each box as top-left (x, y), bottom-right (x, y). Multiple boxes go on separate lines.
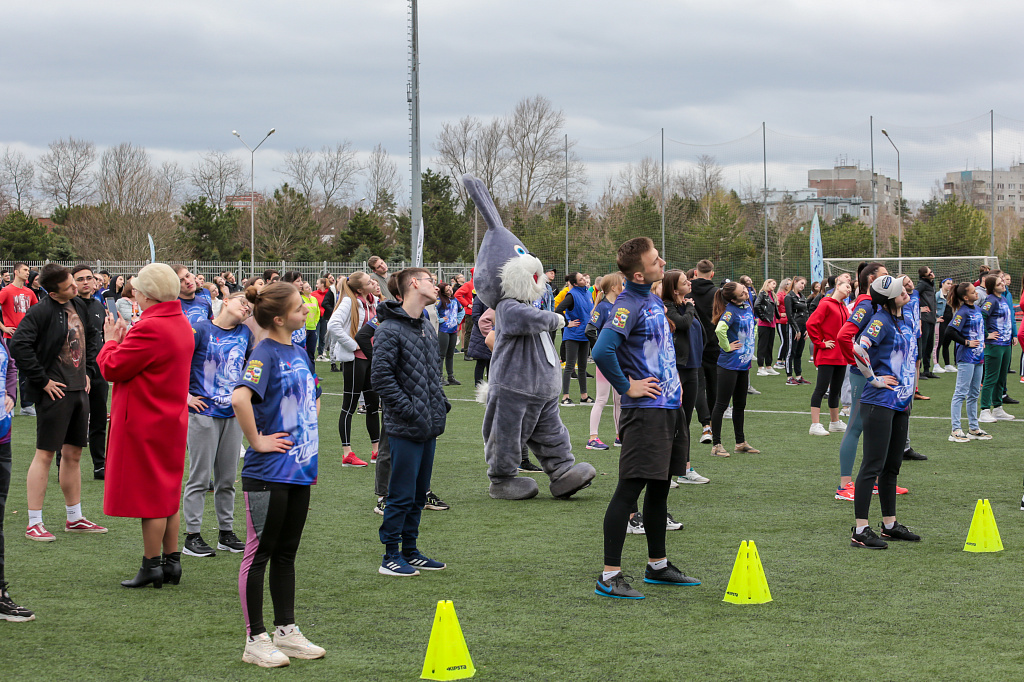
top-left (834, 482), bottom-right (855, 501)
top-left (342, 452), bottom-right (368, 468)
top-left (872, 484), bottom-right (909, 496)
top-left (65, 517), bottom-right (108, 534)
top-left (370, 451), bottom-right (379, 464)
top-left (26, 523), bottom-right (56, 542)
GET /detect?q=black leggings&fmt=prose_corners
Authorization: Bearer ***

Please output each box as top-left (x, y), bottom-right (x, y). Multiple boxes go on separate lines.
top-left (562, 339), bottom-right (589, 395)
top-left (777, 324), bottom-right (790, 362)
top-left (696, 357), bottom-right (717, 426)
top-left (939, 321), bottom-right (952, 366)
top-left (0, 442), bottom-right (10, 584)
top-left (786, 328), bottom-right (805, 377)
top-left (438, 331), bottom-right (457, 379)
top-left (603, 478), bottom-right (672, 566)
top-left (239, 481), bottom-right (310, 637)
top-left (474, 359), bottom-right (490, 385)
top-left (711, 366), bottom-right (748, 445)
top-left (854, 403), bottom-right (908, 520)
top-left (339, 358), bottom-right (380, 447)
top-left (679, 367), bottom-right (699, 428)
top-left (756, 326), bottom-right (775, 367)
top-left (811, 364), bottom-right (847, 409)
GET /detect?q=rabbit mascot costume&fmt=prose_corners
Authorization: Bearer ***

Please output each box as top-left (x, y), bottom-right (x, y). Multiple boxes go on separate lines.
top-left (463, 174), bottom-right (597, 500)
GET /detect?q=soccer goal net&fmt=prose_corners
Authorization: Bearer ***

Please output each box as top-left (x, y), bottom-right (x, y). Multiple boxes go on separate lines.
top-left (824, 256), bottom-right (1000, 285)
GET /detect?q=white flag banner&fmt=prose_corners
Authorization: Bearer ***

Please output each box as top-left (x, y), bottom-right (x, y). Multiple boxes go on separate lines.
top-left (414, 217), bottom-right (425, 267)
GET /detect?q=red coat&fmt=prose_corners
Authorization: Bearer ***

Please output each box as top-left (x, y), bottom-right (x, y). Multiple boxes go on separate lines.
top-left (99, 301), bottom-right (193, 518)
top-left (806, 296), bottom-right (848, 366)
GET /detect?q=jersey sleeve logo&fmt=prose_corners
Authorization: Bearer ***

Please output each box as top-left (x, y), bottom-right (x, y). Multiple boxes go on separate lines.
top-left (983, 301), bottom-right (992, 312)
top-left (243, 359), bottom-right (263, 383)
top-left (590, 309), bottom-right (600, 324)
top-left (611, 307), bottom-right (629, 329)
top-left (852, 308), bottom-right (865, 323)
top-left (952, 314), bottom-right (962, 327)
top-left (722, 311), bottom-right (733, 324)
top-left (866, 319), bottom-right (884, 338)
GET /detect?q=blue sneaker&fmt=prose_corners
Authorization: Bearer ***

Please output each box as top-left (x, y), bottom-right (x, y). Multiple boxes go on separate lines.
top-left (613, 437), bottom-right (622, 447)
top-left (402, 550), bottom-right (446, 571)
top-left (586, 438), bottom-right (609, 450)
top-left (595, 572), bottom-right (644, 599)
top-left (379, 553), bottom-right (420, 577)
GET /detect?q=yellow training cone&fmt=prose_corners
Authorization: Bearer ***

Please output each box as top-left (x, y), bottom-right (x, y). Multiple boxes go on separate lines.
top-left (964, 499), bottom-right (1004, 552)
top-left (723, 540), bottom-right (773, 604)
top-left (421, 600), bottom-right (476, 681)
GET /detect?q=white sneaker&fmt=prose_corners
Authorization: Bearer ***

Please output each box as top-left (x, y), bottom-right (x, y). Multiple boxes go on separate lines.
top-left (665, 513), bottom-right (683, 531)
top-left (723, 407), bottom-right (733, 419)
top-left (678, 468), bottom-right (710, 484)
top-left (767, 367), bottom-right (781, 375)
top-left (932, 365), bottom-right (946, 374)
top-left (948, 429), bottom-right (970, 443)
top-left (979, 409), bottom-right (997, 423)
top-left (809, 423), bottom-right (830, 436)
top-left (839, 406), bottom-right (851, 417)
top-left (273, 626), bottom-right (326, 660)
top-left (19, 406), bottom-right (36, 417)
top-left (968, 428), bottom-right (993, 440)
top-left (993, 406), bottom-right (1015, 420)
top-left (945, 365), bottom-right (958, 373)
top-left (757, 367), bottom-right (770, 376)
top-left (699, 426), bottom-right (712, 444)
top-left (243, 633), bottom-right (290, 668)
top-left (828, 420), bottom-right (847, 433)
top-left (669, 478), bottom-right (679, 489)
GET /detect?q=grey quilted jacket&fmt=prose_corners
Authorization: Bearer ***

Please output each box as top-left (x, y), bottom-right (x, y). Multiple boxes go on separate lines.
top-left (370, 300), bottom-right (451, 442)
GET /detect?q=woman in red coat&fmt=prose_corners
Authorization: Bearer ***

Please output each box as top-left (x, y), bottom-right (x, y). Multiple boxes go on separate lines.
top-left (99, 263), bottom-right (194, 589)
top-left (805, 274), bottom-right (854, 437)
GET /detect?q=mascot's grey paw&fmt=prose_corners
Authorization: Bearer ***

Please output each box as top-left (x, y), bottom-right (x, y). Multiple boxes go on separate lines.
top-left (549, 462), bottom-right (597, 499)
top-left (489, 477), bottom-right (539, 500)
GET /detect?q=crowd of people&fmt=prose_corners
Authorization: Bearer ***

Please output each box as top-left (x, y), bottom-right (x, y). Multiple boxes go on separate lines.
top-left (0, 251), bottom-right (1021, 657)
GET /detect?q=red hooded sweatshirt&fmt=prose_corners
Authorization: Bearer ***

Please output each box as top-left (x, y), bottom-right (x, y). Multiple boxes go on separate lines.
top-left (806, 295), bottom-right (849, 366)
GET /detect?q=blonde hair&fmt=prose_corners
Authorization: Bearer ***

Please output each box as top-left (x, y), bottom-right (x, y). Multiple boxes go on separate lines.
top-left (341, 271), bottom-right (371, 338)
top-left (759, 279), bottom-right (777, 294)
top-left (595, 272), bottom-right (625, 305)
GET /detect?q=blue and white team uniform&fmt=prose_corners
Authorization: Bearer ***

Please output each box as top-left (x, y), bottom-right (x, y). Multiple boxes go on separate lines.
top-left (237, 340), bottom-right (322, 486)
top-left (948, 303), bottom-right (986, 433)
top-left (949, 305), bottom-right (985, 365)
top-left (981, 293), bottom-right (1013, 346)
top-left (859, 311), bottom-right (918, 413)
top-left (180, 295), bottom-right (214, 326)
top-left (905, 289), bottom-right (922, 340)
top-left (846, 295), bottom-right (876, 377)
top-left (717, 302), bottom-right (756, 371)
top-left (590, 298), bottom-right (614, 332)
top-left (189, 320), bottom-right (255, 417)
top-left (437, 299), bottom-right (463, 334)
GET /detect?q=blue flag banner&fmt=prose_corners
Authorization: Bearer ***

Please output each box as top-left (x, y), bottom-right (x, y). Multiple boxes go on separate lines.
top-left (809, 214), bottom-right (824, 285)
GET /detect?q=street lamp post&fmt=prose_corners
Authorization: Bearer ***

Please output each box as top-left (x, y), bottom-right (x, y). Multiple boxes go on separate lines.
top-left (232, 128), bottom-right (276, 278)
top-left (881, 129), bottom-right (901, 274)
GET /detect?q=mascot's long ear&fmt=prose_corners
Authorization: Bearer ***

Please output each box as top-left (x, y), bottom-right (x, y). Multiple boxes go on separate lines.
top-left (462, 174), bottom-right (505, 233)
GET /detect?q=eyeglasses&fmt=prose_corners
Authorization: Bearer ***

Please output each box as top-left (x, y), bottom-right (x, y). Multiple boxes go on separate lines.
top-left (74, 276), bottom-right (95, 282)
top-left (416, 276), bottom-right (437, 285)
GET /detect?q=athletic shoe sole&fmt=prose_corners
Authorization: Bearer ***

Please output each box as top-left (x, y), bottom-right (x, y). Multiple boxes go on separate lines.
top-left (423, 504), bottom-right (449, 511)
top-left (850, 540), bottom-right (887, 549)
top-left (0, 612), bottom-right (36, 622)
top-left (643, 577), bottom-right (701, 586)
top-left (241, 652), bottom-right (289, 668)
top-left (594, 587), bottom-right (644, 600)
top-left (378, 566), bottom-right (420, 577)
top-left (217, 543), bottom-right (244, 553)
top-left (182, 548), bottom-right (216, 558)
top-left (585, 445), bottom-right (609, 450)
top-left (342, 462), bottom-right (368, 467)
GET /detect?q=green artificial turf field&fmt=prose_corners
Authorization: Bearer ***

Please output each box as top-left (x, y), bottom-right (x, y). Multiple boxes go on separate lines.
top-left (4, 350), bottom-right (1024, 681)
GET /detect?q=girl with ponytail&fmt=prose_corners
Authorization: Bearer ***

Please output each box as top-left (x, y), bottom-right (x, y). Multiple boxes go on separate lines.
top-left (709, 282), bottom-right (759, 457)
top-left (944, 282), bottom-right (988, 442)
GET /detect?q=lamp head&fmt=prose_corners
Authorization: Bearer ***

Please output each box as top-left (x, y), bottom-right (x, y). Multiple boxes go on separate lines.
top-left (881, 129), bottom-right (890, 137)
top-left (232, 130), bottom-right (239, 137)
top-left (268, 128), bottom-right (276, 136)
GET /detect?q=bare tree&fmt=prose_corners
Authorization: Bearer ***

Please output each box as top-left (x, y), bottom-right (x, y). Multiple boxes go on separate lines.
top-left (279, 147), bottom-right (319, 204)
top-left (190, 150), bottom-right (245, 208)
top-left (434, 116), bottom-right (480, 204)
top-left (617, 157), bottom-right (662, 200)
top-left (99, 142), bottom-right (155, 214)
top-left (36, 136), bottom-right (96, 208)
top-left (0, 147), bottom-right (36, 214)
top-left (365, 144), bottom-right (401, 211)
top-left (503, 95), bottom-right (585, 211)
top-left (316, 142), bottom-right (360, 208)
top-left (154, 161), bottom-right (188, 212)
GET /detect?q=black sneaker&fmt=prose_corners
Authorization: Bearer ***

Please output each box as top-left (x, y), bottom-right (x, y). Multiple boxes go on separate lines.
top-left (595, 572), bottom-right (644, 600)
top-left (518, 460), bottom-right (543, 473)
top-left (643, 562), bottom-right (701, 586)
top-left (851, 526), bottom-right (888, 549)
top-left (447, 377), bottom-right (461, 386)
top-left (560, 397), bottom-right (574, 406)
top-left (440, 378), bottom-right (450, 386)
top-left (0, 582), bottom-right (35, 622)
top-left (579, 396), bottom-right (595, 404)
top-left (183, 533), bottom-right (216, 557)
top-left (1003, 394), bottom-right (1020, 405)
top-left (424, 490), bottom-right (450, 511)
top-left (93, 467), bottom-right (105, 480)
top-left (903, 448), bottom-right (927, 461)
top-left (330, 363), bottom-right (340, 372)
top-left (357, 404), bottom-right (367, 414)
top-left (879, 521), bottom-right (921, 542)
top-left (374, 498), bottom-right (386, 516)
top-left (218, 530), bottom-right (246, 553)
top-left (626, 513), bottom-right (645, 535)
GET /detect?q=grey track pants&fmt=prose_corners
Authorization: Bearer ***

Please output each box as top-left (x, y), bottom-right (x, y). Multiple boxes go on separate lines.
top-left (183, 414), bottom-right (243, 534)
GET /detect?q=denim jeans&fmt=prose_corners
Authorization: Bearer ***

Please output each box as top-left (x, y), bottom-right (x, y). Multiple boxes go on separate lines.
top-left (951, 361), bottom-right (984, 432)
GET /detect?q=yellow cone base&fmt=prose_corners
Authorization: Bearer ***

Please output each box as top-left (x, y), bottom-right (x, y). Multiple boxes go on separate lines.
top-left (964, 499), bottom-right (1004, 552)
top-left (723, 540), bottom-right (772, 604)
top-left (421, 600), bottom-right (476, 681)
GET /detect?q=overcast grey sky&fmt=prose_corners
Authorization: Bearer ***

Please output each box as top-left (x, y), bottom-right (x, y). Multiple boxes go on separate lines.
top-left (5, 0), bottom-right (1024, 202)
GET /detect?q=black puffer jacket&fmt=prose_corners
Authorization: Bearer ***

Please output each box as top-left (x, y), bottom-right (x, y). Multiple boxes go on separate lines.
top-left (689, 278), bottom-right (720, 359)
top-left (370, 300), bottom-right (451, 441)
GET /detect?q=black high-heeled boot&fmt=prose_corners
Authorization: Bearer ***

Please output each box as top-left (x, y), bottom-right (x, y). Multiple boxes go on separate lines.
top-left (162, 552), bottom-right (182, 585)
top-left (121, 556), bottom-right (164, 589)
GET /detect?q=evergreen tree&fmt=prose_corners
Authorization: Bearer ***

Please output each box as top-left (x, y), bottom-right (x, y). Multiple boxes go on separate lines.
top-left (894, 197), bottom-right (989, 257)
top-left (422, 169), bottom-right (471, 262)
top-left (176, 197), bottom-right (243, 260)
top-left (0, 211), bottom-right (51, 259)
top-left (335, 208), bottom-right (388, 260)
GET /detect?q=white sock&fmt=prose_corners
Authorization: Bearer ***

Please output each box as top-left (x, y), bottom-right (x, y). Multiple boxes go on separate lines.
top-left (855, 525), bottom-right (868, 535)
top-left (66, 503), bottom-right (83, 523)
top-left (883, 521), bottom-right (896, 530)
top-left (601, 570), bottom-right (620, 582)
top-left (648, 558), bottom-right (668, 571)
top-left (275, 624), bottom-right (296, 637)
top-left (28, 509), bottom-right (43, 527)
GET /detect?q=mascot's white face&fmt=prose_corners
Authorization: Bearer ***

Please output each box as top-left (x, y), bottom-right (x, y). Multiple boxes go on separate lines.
top-left (499, 247), bottom-right (546, 304)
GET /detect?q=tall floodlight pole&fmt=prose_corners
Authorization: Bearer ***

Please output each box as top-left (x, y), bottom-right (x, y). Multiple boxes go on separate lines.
top-left (882, 129), bottom-right (901, 274)
top-left (762, 122), bottom-right (768, 280)
top-left (660, 128), bottom-right (666, 259)
top-left (564, 134), bottom-right (569, 274)
top-left (870, 116), bottom-right (877, 258)
top-left (409, 0), bottom-right (423, 267)
top-left (991, 110), bottom-right (996, 257)
top-left (232, 128), bottom-right (276, 278)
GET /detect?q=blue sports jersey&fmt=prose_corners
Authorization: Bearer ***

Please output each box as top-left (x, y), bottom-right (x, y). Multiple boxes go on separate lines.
top-left (237, 339), bottom-right (322, 485)
top-left (717, 301), bottom-right (756, 371)
top-left (437, 299), bottom-right (462, 334)
top-left (948, 304), bottom-right (985, 364)
top-left (981, 293), bottom-right (1012, 346)
top-left (0, 340), bottom-right (11, 443)
top-left (905, 289), bottom-right (921, 339)
top-left (180, 296), bottom-right (213, 325)
top-left (602, 285), bottom-right (682, 410)
top-left (846, 294), bottom-right (876, 376)
top-left (590, 299), bottom-right (614, 330)
top-left (189, 319), bottom-right (254, 418)
top-left (563, 286), bottom-right (594, 342)
top-left (858, 310), bottom-right (917, 412)
top-left (684, 313), bottom-right (704, 370)
top-left (291, 327), bottom-right (306, 348)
